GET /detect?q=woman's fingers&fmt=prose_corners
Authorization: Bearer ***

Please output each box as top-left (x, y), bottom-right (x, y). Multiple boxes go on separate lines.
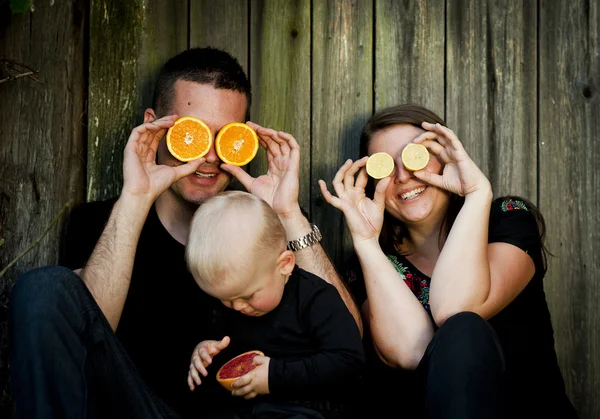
top-left (355, 165), bottom-right (369, 190)
top-left (331, 159), bottom-right (353, 198)
top-left (418, 139), bottom-right (445, 156)
top-left (413, 169), bottom-right (444, 189)
top-left (318, 179), bottom-right (342, 210)
top-left (413, 129), bottom-right (447, 147)
top-left (373, 177), bottom-right (391, 209)
top-left (344, 157), bottom-right (368, 188)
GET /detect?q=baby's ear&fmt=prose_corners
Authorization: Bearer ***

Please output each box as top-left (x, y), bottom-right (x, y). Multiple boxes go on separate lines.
top-left (278, 250), bottom-right (296, 276)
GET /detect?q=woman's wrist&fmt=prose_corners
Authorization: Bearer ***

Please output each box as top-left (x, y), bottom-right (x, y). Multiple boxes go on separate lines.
top-left (464, 181), bottom-right (493, 203)
top-left (353, 236), bottom-right (382, 254)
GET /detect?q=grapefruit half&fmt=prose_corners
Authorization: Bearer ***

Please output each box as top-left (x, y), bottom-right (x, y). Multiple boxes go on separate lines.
top-left (216, 350), bottom-right (264, 391)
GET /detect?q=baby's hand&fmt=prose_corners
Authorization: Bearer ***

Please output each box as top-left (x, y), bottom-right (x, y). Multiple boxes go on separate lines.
top-left (187, 336), bottom-right (230, 391)
top-left (230, 355), bottom-right (270, 400)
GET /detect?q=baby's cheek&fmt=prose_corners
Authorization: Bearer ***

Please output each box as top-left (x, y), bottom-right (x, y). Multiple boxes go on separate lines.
top-left (252, 296), bottom-right (280, 313)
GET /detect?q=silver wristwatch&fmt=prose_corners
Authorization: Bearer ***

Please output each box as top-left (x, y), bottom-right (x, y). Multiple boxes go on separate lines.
top-left (287, 224), bottom-right (323, 251)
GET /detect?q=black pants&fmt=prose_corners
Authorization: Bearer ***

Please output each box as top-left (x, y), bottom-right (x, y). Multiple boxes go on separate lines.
top-left (357, 311), bottom-right (505, 419)
top-left (416, 311), bottom-right (505, 419)
top-left (9, 266), bottom-right (504, 419)
top-left (9, 266), bottom-right (182, 419)
top-left (9, 267), bottom-right (338, 419)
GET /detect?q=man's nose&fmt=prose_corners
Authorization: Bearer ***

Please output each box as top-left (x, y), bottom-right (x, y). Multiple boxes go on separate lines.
top-left (204, 144), bottom-right (220, 164)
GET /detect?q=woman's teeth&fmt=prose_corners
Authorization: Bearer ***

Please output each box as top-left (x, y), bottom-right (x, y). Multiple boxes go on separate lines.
top-left (195, 172), bottom-right (216, 178)
top-left (401, 187), bottom-right (425, 200)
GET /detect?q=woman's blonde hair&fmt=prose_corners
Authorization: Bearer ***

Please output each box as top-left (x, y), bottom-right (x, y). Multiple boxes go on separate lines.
top-left (185, 191), bottom-right (287, 287)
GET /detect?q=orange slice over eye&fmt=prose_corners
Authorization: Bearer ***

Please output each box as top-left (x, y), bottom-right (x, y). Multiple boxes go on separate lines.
top-left (366, 152), bottom-right (395, 179)
top-left (215, 123), bottom-right (259, 166)
top-left (401, 143), bottom-right (430, 171)
top-left (166, 116), bottom-right (213, 162)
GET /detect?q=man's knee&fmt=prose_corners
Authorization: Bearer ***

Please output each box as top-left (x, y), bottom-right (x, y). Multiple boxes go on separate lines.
top-left (10, 266), bottom-right (84, 324)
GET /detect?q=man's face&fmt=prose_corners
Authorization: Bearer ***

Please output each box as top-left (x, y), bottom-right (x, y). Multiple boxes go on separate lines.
top-left (155, 80), bottom-right (248, 206)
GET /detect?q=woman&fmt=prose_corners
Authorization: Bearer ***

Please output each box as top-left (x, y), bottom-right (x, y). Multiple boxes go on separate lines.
top-left (319, 104), bottom-right (577, 419)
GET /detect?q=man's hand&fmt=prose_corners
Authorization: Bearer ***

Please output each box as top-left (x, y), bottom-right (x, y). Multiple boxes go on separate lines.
top-left (221, 122), bottom-right (301, 219)
top-left (122, 114), bottom-right (204, 203)
top-left (187, 336), bottom-right (231, 391)
top-left (230, 355), bottom-right (270, 399)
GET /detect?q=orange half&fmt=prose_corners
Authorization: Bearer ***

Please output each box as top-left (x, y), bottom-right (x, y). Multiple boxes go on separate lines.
top-left (215, 123), bottom-right (259, 166)
top-left (166, 116), bottom-right (213, 162)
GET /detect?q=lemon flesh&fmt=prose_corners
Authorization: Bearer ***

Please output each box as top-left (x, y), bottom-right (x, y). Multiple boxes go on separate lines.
top-left (366, 152), bottom-right (395, 179)
top-left (401, 143), bottom-right (429, 171)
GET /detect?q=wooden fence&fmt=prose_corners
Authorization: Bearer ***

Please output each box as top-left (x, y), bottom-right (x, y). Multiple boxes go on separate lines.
top-left (1, 1), bottom-right (598, 418)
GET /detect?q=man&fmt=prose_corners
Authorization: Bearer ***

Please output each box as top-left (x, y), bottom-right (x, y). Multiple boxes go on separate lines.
top-left (9, 47), bottom-right (361, 418)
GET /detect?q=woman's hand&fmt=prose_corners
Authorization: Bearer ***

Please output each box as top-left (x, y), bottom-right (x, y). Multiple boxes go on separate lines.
top-left (318, 158), bottom-right (391, 244)
top-left (413, 122), bottom-right (491, 197)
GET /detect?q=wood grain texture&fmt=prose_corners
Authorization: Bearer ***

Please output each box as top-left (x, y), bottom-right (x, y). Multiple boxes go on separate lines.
top-left (311, 0), bottom-right (373, 266)
top-left (88, 0), bottom-right (188, 201)
top-left (190, 0), bottom-right (248, 72)
top-left (446, 0), bottom-right (537, 199)
top-left (539, 1), bottom-right (600, 417)
top-left (375, 0), bottom-right (445, 114)
top-left (249, 0), bottom-right (311, 213)
top-left (0, 1), bottom-right (87, 416)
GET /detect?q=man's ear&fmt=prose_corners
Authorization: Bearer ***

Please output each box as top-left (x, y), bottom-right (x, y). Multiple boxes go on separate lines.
top-left (144, 108), bottom-right (157, 123)
top-left (278, 250), bottom-right (296, 276)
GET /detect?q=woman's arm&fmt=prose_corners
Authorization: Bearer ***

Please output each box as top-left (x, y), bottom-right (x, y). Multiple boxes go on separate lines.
top-left (356, 240), bottom-right (435, 369)
top-left (428, 189), bottom-right (493, 325)
top-left (320, 159), bottom-right (434, 370)
top-left (414, 123), bottom-right (535, 325)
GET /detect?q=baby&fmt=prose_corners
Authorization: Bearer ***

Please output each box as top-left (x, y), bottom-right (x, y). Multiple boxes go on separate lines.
top-left (185, 191), bottom-right (364, 419)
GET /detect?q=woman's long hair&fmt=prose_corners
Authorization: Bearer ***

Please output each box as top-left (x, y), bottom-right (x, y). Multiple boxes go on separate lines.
top-left (359, 104), bottom-right (549, 272)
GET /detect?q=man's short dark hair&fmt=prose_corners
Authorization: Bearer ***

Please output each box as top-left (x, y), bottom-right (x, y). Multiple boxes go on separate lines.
top-left (152, 47), bottom-right (251, 117)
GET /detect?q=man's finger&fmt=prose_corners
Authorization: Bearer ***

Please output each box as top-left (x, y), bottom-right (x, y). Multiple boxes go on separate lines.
top-left (173, 159), bottom-right (205, 179)
top-left (221, 164), bottom-right (254, 190)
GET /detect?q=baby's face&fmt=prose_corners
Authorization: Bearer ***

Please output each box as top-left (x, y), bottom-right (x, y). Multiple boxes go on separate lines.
top-left (208, 260), bottom-right (287, 317)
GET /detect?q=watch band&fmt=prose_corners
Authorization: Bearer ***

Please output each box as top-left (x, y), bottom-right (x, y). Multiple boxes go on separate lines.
top-left (287, 224), bottom-right (322, 251)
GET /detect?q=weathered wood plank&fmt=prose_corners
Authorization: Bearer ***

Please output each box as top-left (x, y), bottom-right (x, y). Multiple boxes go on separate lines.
top-left (88, 0), bottom-right (188, 201)
top-left (446, 0), bottom-right (537, 199)
top-left (249, 0), bottom-right (311, 213)
top-left (539, 1), bottom-right (600, 417)
top-left (375, 0), bottom-right (445, 114)
top-left (190, 0), bottom-right (248, 72)
top-left (311, 0), bottom-right (373, 266)
top-left (0, 1), bottom-right (87, 416)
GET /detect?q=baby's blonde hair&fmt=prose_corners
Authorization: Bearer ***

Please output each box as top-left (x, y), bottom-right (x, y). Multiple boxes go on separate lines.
top-left (186, 191), bottom-right (287, 288)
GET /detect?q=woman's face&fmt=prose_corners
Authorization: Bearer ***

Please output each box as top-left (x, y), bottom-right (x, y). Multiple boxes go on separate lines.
top-left (368, 124), bottom-right (451, 227)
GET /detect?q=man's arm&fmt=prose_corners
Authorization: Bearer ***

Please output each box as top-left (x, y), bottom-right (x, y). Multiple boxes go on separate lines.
top-left (221, 122), bottom-right (363, 334)
top-left (80, 115), bottom-right (202, 331)
top-left (80, 195), bottom-right (151, 330)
